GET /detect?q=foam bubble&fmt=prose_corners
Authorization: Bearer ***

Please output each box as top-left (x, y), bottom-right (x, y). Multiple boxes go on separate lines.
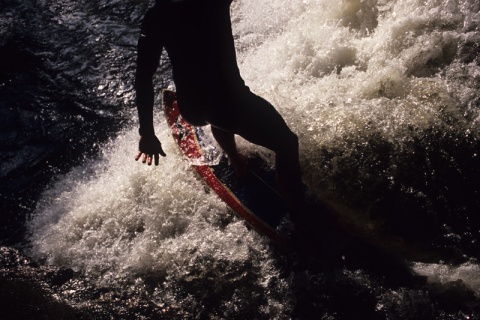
top-left (28, 0), bottom-right (480, 315)
top-left (413, 262), bottom-right (480, 296)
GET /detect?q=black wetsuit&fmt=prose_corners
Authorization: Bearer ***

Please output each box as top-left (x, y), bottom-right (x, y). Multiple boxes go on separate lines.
top-left (135, 0), bottom-right (295, 152)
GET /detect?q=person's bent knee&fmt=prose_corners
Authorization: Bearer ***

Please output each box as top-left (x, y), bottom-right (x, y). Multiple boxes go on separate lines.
top-left (277, 129), bottom-right (299, 154)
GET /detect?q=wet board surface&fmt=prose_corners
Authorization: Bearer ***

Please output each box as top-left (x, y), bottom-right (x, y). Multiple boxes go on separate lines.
top-left (163, 89), bottom-right (289, 245)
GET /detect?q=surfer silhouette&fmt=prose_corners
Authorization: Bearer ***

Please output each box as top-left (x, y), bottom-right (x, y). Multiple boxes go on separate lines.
top-left (134, 0), bottom-right (304, 208)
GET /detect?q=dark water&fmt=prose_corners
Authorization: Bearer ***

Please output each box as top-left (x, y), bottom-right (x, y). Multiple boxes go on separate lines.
top-left (1, 0), bottom-right (480, 319)
top-left (1, 0), bottom-right (152, 244)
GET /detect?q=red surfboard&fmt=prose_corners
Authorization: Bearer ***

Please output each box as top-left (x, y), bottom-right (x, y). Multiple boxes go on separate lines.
top-left (163, 89), bottom-right (289, 245)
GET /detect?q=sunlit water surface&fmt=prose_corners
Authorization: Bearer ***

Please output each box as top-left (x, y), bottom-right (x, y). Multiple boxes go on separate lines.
top-left (28, 0), bottom-right (480, 318)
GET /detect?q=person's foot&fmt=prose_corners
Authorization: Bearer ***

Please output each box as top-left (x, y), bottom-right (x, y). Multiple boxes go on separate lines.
top-left (277, 177), bottom-right (308, 213)
top-left (228, 152), bottom-right (248, 178)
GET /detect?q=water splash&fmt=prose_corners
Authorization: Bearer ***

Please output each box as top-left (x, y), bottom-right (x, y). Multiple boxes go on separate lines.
top-left (235, 0), bottom-right (480, 260)
top-left (29, 125), bottom-right (291, 316)
top-left (27, 0), bottom-right (480, 318)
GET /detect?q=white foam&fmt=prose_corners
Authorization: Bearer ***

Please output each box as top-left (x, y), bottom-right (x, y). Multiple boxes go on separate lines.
top-left (28, 116), bottom-right (288, 311)
top-left (30, 122), bottom-right (264, 269)
top-left (234, 0), bottom-right (480, 216)
top-left (28, 0), bottom-right (480, 313)
top-left (413, 261), bottom-right (480, 296)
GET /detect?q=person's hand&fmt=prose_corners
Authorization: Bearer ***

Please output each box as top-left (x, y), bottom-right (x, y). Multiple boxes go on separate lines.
top-left (135, 135), bottom-right (166, 166)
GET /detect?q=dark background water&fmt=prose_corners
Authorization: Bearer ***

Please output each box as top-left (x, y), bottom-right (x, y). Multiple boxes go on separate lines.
top-left (0, 0), bottom-right (150, 245)
top-left (1, 0), bottom-right (480, 319)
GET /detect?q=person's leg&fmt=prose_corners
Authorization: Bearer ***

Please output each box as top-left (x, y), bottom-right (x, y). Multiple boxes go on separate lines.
top-left (273, 131), bottom-right (304, 210)
top-left (207, 91), bottom-right (305, 210)
top-left (210, 126), bottom-right (248, 177)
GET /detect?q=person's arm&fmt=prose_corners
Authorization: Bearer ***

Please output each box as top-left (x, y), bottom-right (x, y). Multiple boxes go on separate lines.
top-left (134, 7), bottom-right (166, 165)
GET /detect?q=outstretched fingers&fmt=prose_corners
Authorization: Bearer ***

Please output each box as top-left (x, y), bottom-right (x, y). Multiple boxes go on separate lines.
top-left (143, 153), bottom-right (152, 165)
top-left (135, 151), bottom-right (161, 166)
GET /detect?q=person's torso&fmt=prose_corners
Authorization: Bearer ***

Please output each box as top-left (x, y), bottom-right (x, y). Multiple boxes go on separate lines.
top-left (154, 0), bottom-right (245, 91)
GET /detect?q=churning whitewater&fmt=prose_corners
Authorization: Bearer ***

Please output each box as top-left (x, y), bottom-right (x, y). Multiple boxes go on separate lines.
top-left (27, 0), bottom-right (480, 318)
